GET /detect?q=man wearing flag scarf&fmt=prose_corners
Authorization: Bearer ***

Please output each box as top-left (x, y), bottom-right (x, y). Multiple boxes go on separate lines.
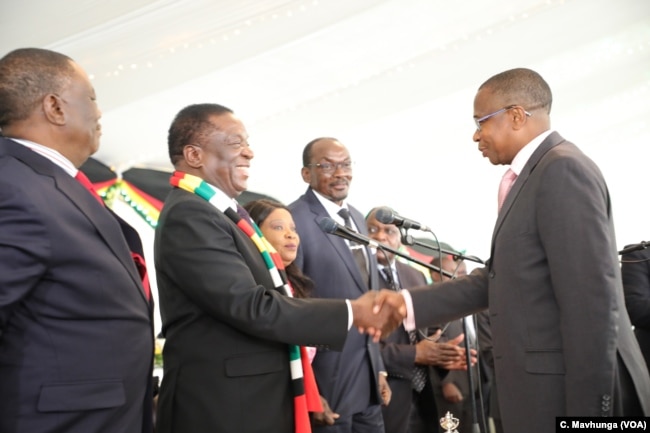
top-left (153, 103), bottom-right (396, 433)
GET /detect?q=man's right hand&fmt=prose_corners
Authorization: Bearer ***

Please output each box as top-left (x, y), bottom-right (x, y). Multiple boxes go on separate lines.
top-left (311, 395), bottom-right (339, 426)
top-left (351, 290), bottom-right (406, 342)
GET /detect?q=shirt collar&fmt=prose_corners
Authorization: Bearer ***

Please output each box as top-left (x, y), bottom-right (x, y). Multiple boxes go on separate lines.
top-left (311, 188), bottom-right (350, 226)
top-left (10, 138), bottom-right (77, 177)
top-left (509, 129), bottom-right (553, 176)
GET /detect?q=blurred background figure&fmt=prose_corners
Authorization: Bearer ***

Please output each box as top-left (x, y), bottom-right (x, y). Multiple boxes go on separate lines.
top-left (430, 246), bottom-right (487, 433)
top-left (621, 245), bottom-right (650, 372)
top-left (366, 208), bottom-right (472, 433)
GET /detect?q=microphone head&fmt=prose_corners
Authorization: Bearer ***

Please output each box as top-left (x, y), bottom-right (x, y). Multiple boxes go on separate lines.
top-left (375, 206), bottom-right (395, 225)
top-left (318, 217), bottom-right (339, 234)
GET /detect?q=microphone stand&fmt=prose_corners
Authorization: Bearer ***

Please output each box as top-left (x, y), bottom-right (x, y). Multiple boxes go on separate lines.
top-left (401, 233), bottom-right (485, 265)
top-left (373, 240), bottom-right (457, 279)
top-left (401, 231), bottom-right (487, 433)
top-left (461, 316), bottom-right (483, 433)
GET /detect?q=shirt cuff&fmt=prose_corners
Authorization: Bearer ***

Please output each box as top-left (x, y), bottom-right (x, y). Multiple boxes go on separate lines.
top-left (400, 289), bottom-right (416, 331)
top-left (345, 299), bottom-right (353, 330)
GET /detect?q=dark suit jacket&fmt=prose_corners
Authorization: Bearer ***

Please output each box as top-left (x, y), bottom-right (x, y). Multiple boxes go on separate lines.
top-left (289, 188), bottom-right (385, 417)
top-left (378, 261), bottom-right (435, 433)
top-left (0, 137), bottom-right (154, 433)
top-left (154, 188), bottom-right (349, 433)
top-left (621, 247), bottom-right (650, 370)
top-left (408, 132), bottom-right (650, 433)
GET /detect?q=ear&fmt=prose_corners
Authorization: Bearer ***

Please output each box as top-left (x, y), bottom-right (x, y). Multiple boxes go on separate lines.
top-left (42, 94), bottom-right (66, 126)
top-left (510, 106), bottom-right (529, 131)
top-left (183, 144), bottom-right (203, 169)
top-left (300, 166), bottom-right (311, 184)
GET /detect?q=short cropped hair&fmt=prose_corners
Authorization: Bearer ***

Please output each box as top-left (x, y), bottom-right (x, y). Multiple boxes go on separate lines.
top-left (167, 103), bottom-right (233, 165)
top-left (301, 137), bottom-right (338, 167)
top-left (0, 48), bottom-right (75, 128)
top-left (479, 68), bottom-right (552, 114)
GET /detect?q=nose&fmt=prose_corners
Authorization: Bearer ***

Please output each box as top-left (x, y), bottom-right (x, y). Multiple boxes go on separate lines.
top-left (242, 144), bottom-right (254, 159)
top-left (473, 129), bottom-right (480, 143)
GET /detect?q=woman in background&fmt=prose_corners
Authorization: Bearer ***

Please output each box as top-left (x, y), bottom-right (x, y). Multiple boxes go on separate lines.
top-left (244, 199), bottom-right (313, 299)
top-left (244, 199), bottom-right (342, 426)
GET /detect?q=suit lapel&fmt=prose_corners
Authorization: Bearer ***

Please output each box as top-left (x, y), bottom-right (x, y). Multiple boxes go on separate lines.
top-left (4, 140), bottom-right (147, 303)
top-left (491, 132), bottom-right (567, 254)
top-left (305, 189), bottom-right (368, 294)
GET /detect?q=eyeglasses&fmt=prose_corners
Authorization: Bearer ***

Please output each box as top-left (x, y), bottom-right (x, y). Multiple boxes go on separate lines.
top-left (306, 161), bottom-right (354, 174)
top-left (474, 105), bottom-right (531, 131)
top-left (367, 226), bottom-right (400, 237)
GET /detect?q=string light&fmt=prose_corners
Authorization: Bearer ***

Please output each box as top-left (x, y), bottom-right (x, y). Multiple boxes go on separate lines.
top-left (252, 0), bottom-right (649, 125)
top-left (88, 0), bottom-right (323, 82)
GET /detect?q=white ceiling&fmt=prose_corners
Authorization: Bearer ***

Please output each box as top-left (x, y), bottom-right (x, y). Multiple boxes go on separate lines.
top-left (2, 0), bottom-right (649, 261)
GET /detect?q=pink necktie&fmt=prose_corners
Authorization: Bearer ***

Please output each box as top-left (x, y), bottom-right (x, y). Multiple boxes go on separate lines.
top-left (498, 169), bottom-right (517, 211)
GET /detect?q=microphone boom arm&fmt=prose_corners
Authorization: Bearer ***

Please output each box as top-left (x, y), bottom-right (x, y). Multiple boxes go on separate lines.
top-left (375, 242), bottom-right (456, 279)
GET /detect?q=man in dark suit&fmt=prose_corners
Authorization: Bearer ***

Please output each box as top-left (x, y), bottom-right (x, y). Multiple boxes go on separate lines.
top-left (153, 105), bottom-right (392, 433)
top-left (0, 48), bottom-right (154, 433)
top-left (289, 138), bottom-right (389, 433)
top-left (621, 246), bottom-right (650, 371)
top-left (369, 68), bottom-right (650, 433)
top-left (365, 208), bottom-right (469, 433)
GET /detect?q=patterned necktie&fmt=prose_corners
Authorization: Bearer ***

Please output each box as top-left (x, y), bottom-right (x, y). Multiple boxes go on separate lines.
top-left (497, 168), bottom-right (517, 211)
top-left (380, 266), bottom-right (427, 392)
top-left (337, 208), bottom-right (369, 285)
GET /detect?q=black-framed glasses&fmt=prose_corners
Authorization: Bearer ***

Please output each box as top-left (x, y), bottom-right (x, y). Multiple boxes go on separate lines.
top-left (474, 105), bottom-right (531, 131)
top-left (306, 161), bottom-right (354, 174)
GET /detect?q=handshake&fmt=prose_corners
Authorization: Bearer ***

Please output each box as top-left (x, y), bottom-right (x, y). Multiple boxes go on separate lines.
top-left (350, 289), bottom-right (407, 342)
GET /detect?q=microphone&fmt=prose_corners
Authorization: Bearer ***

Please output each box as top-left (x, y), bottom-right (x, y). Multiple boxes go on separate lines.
top-left (320, 217), bottom-right (456, 278)
top-left (619, 241), bottom-right (649, 255)
top-left (375, 207), bottom-right (431, 232)
top-left (318, 217), bottom-right (380, 248)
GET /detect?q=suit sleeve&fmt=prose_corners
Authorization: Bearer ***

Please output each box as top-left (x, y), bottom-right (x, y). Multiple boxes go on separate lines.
top-left (156, 197), bottom-right (348, 349)
top-left (410, 268), bottom-right (489, 328)
top-left (0, 180), bottom-right (50, 328)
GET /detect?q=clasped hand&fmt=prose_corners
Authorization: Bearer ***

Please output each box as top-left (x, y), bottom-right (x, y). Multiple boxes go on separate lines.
top-left (351, 289), bottom-right (406, 342)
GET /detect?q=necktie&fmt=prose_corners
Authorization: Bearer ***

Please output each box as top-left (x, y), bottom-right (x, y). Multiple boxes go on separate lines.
top-left (75, 171), bottom-right (151, 301)
top-left (497, 168), bottom-right (517, 211)
top-left (132, 252), bottom-right (152, 301)
top-left (75, 171), bottom-right (104, 205)
top-left (380, 266), bottom-right (428, 392)
top-left (337, 208), bottom-right (369, 285)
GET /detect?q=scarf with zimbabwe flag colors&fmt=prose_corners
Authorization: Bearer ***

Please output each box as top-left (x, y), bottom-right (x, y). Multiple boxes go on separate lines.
top-left (170, 170), bottom-right (322, 433)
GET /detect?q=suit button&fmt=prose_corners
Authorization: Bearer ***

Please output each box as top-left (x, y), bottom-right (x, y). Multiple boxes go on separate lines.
top-left (489, 270), bottom-right (495, 278)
